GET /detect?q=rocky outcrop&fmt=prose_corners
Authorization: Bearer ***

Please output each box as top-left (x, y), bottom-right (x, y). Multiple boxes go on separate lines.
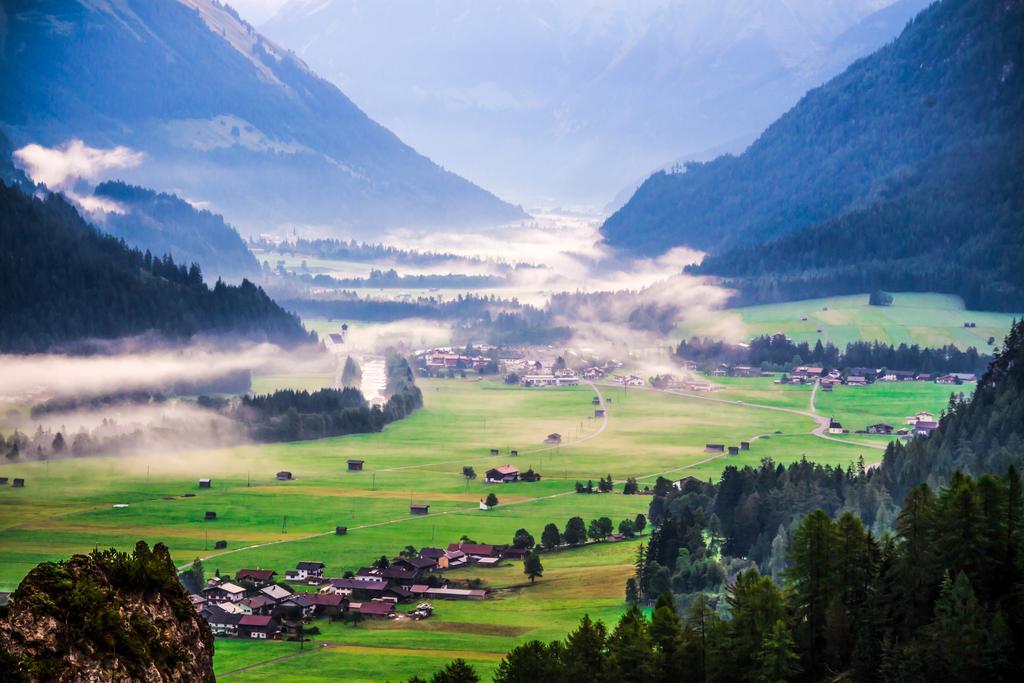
top-left (0, 542), bottom-right (214, 682)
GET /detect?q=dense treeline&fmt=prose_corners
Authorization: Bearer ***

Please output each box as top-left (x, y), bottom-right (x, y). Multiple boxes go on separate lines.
top-left (94, 181), bottom-right (259, 278)
top-left (0, 182), bottom-right (313, 353)
top-left (677, 332), bottom-right (990, 374)
top-left (475, 469), bottom-right (1022, 682)
top-left (299, 268), bottom-right (501, 290)
top-left (284, 295), bottom-right (570, 345)
top-left (250, 236), bottom-right (520, 271)
top-left (604, 0), bottom-right (1024, 311)
top-left (236, 351), bottom-right (423, 442)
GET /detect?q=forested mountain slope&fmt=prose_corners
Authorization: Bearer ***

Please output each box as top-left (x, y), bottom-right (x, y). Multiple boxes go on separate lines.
top-left (0, 182), bottom-right (312, 353)
top-left (93, 181), bottom-right (259, 279)
top-left (0, 0), bottom-right (524, 235)
top-left (602, 0), bottom-right (1023, 309)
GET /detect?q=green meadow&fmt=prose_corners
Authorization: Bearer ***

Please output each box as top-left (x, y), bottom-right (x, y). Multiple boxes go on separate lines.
top-left (674, 292), bottom-right (1019, 349)
top-left (0, 376), bottom-right (956, 679)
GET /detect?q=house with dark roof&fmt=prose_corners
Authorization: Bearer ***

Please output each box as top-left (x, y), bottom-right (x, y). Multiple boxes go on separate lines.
top-left (485, 465), bottom-right (519, 483)
top-left (259, 584), bottom-right (293, 603)
top-left (201, 604), bottom-right (241, 635)
top-left (410, 504), bottom-right (430, 515)
top-left (352, 601), bottom-right (394, 618)
top-left (393, 556), bottom-right (437, 573)
top-left (240, 595), bottom-right (276, 615)
top-left (310, 593), bottom-right (347, 617)
top-left (867, 423), bottom-right (894, 435)
top-left (673, 476), bottom-right (702, 491)
top-left (295, 562), bottom-right (326, 580)
top-left (203, 582), bottom-right (247, 603)
top-left (280, 593), bottom-right (316, 618)
top-left (914, 420), bottom-right (940, 436)
top-left (828, 419), bottom-right (844, 434)
top-left (238, 614), bottom-right (281, 639)
top-left (235, 569), bottom-right (276, 585)
top-left (347, 459), bottom-right (364, 471)
top-left (447, 542), bottom-right (498, 560)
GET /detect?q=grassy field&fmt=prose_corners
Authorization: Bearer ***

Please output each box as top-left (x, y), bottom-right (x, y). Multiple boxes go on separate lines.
top-left (0, 376), bottom-right (956, 679)
top-left (674, 292), bottom-right (1019, 349)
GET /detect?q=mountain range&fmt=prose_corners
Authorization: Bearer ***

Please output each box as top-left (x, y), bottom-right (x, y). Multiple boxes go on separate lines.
top-left (0, 0), bottom-right (525, 237)
top-left (602, 0), bottom-right (1024, 311)
top-left (262, 0), bottom-right (931, 207)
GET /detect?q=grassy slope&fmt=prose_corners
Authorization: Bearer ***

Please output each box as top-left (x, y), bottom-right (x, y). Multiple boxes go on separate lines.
top-left (674, 292), bottom-right (1018, 349)
top-left (0, 377), bottom-right (955, 679)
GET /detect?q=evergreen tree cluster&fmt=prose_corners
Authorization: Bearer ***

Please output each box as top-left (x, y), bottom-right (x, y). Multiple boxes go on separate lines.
top-left (0, 182), bottom-right (312, 353)
top-left (678, 333), bottom-right (990, 375)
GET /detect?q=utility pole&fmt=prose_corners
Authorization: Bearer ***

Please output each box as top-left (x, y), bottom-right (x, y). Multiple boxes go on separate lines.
top-left (205, 529), bottom-right (208, 551)
top-left (282, 515), bottom-right (288, 534)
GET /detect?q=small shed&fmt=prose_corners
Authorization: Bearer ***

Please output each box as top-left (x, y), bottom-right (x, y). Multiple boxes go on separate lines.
top-left (740, 441), bottom-right (750, 451)
top-left (335, 526), bottom-right (348, 535)
top-left (489, 448), bottom-right (499, 456)
top-left (347, 459), bottom-right (364, 471)
top-left (592, 397), bottom-right (600, 405)
top-left (205, 511), bottom-right (217, 520)
top-left (214, 540), bottom-right (228, 549)
top-left (595, 409), bottom-right (605, 418)
top-left (199, 478), bottom-right (212, 489)
top-left (544, 433), bottom-right (562, 444)
top-left (0, 477), bottom-right (8, 485)
top-left (510, 449), bottom-right (519, 457)
top-left (276, 471), bottom-right (292, 481)
top-left (704, 444), bottom-right (725, 453)
top-left (12, 478), bottom-right (25, 488)
top-left (728, 446), bottom-right (740, 455)
top-left (410, 504), bottom-right (430, 515)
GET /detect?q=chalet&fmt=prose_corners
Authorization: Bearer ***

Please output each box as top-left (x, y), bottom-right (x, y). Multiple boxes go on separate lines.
top-left (204, 582), bottom-right (246, 603)
top-left (704, 444), bottom-right (725, 453)
top-left (545, 433), bottom-right (562, 444)
top-left (238, 614), bottom-right (280, 639)
top-left (259, 584), bottom-right (293, 603)
top-left (828, 419), bottom-right (844, 435)
top-left (347, 459), bottom-right (364, 471)
top-left (740, 441), bottom-right (750, 451)
top-left (310, 593), bottom-right (346, 617)
top-left (409, 585), bottom-right (487, 600)
top-left (205, 511), bottom-right (217, 520)
top-left (201, 604), bottom-right (241, 635)
top-left (410, 503), bottom-right (430, 515)
top-left (393, 556), bottom-right (437, 573)
top-left (728, 446), bottom-right (740, 455)
top-left (199, 478), bottom-right (211, 488)
top-left (280, 593), bottom-right (316, 618)
top-left (673, 476), bottom-right (702, 491)
top-left (295, 562), bottom-right (326, 580)
top-left (12, 478), bottom-right (25, 488)
top-left (352, 601), bottom-right (394, 618)
top-left (914, 421), bottom-right (940, 436)
top-left (486, 465), bottom-right (520, 483)
top-left (905, 411), bottom-right (935, 425)
top-left (419, 547), bottom-right (449, 569)
top-left (240, 595), bottom-right (276, 615)
top-left (235, 569), bottom-right (276, 585)
top-left (447, 542), bottom-right (498, 560)
top-left (867, 423), bottom-right (894, 435)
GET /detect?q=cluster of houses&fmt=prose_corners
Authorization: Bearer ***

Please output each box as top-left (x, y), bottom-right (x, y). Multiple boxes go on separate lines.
top-left (613, 374), bottom-right (645, 387)
top-left (845, 411), bottom-right (939, 438)
top-left (784, 366), bottom-right (976, 388)
top-left (196, 541), bottom-right (519, 639)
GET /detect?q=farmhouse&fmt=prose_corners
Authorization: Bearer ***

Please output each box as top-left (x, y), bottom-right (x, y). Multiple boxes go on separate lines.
top-left (240, 595), bottom-right (276, 615)
top-left (295, 561), bottom-right (326, 580)
top-left (201, 604), bottom-right (241, 635)
top-left (486, 465), bottom-right (520, 483)
top-left (347, 459), bottom-right (364, 471)
top-left (276, 471), bottom-right (292, 480)
top-left (410, 503), bottom-right (430, 515)
top-left (238, 614), bottom-right (280, 639)
top-left (204, 582), bottom-right (246, 603)
top-left (235, 569), bottom-right (276, 585)
top-left (828, 419), bottom-right (844, 435)
top-left (447, 542), bottom-right (498, 560)
top-left (198, 478), bottom-right (211, 488)
top-left (280, 593), bottom-right (316, 618)
top-left (310, 593), bottom-right (346, 617)
top-left (867, 423), bottom-right (894, 435)
top-left (393, 556), bottom-right (437, 573)
top-left (419, 547), bottom-right (450, 569)
top-left (352, 601), bottom-right (395, 618)
top-left (914, 420), bottom-right (940, 436)
top-left (259, 584), bottom-right (293, 604)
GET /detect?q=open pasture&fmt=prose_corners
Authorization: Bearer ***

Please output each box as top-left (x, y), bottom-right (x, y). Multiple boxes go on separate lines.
top-left (0, 376), bottom-right (935, 679)
top-left (674, 292), bottom-right (1019, 349)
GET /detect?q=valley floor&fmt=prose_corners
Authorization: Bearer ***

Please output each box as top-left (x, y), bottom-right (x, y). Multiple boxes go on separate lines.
top-left (0, 376), bottom-right (955, 680)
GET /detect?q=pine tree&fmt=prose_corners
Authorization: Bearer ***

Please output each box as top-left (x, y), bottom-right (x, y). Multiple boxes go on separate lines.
top-left (523, 554), bottom-right (543, 584)
top-left (756, 620), bottom-right (801, 683)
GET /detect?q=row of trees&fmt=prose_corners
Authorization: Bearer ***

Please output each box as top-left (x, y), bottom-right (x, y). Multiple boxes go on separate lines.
top-left (676, 333), bottom-right (991, 375)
